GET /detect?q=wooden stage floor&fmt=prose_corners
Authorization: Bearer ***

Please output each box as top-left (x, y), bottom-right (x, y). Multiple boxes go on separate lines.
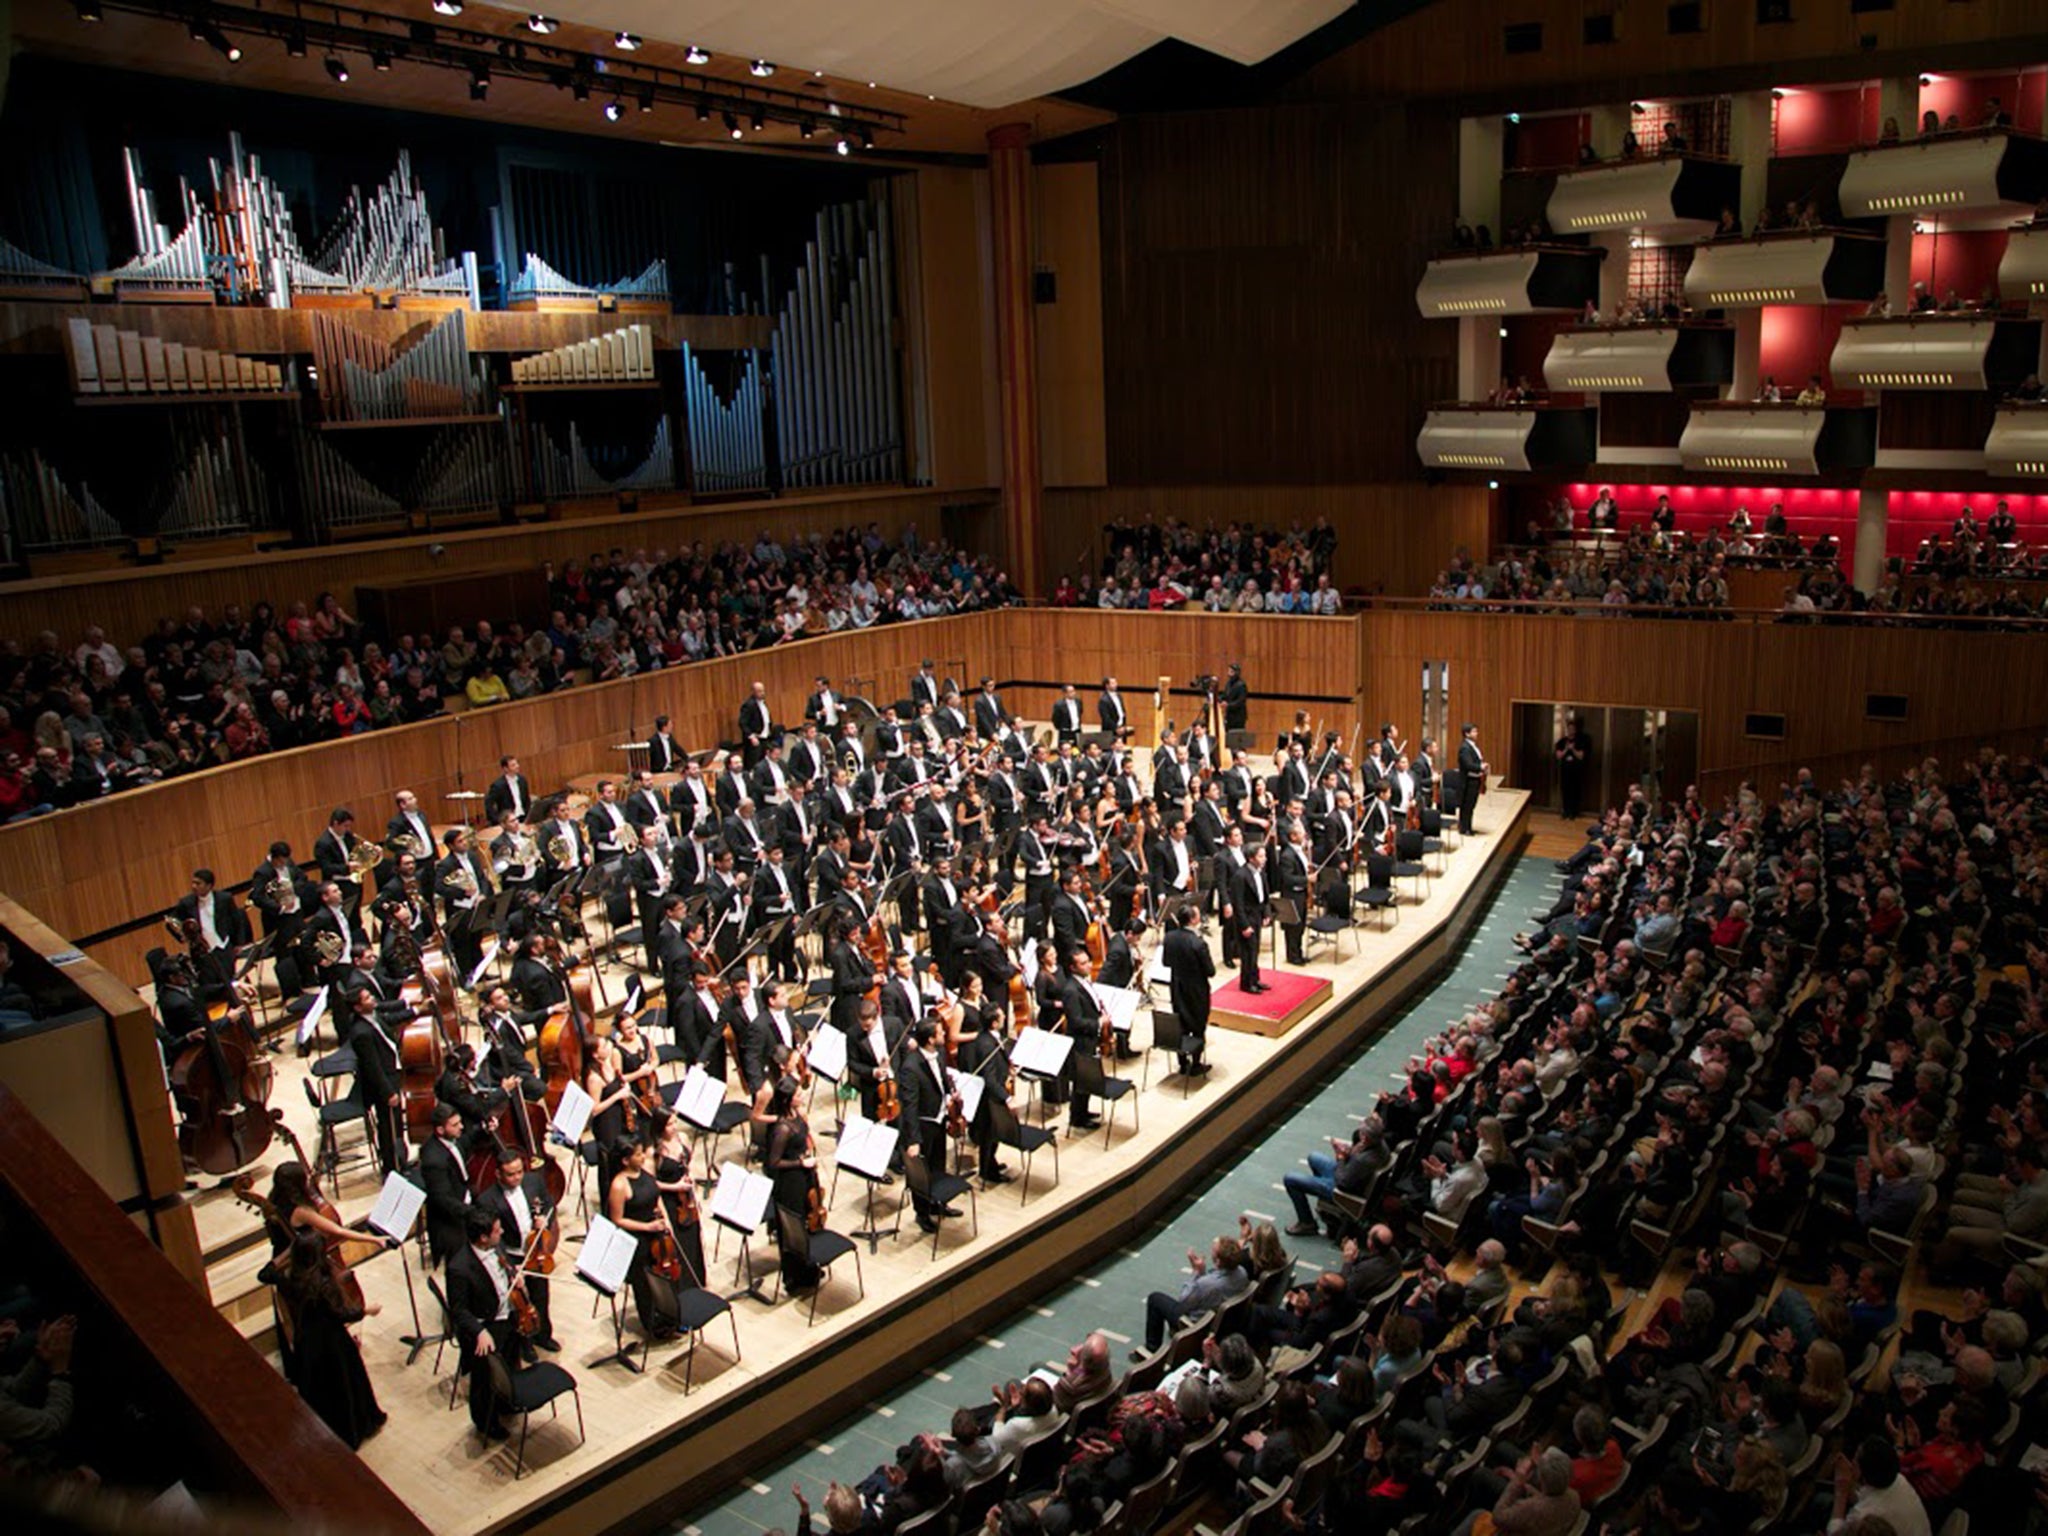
top-left (185, 787), bottom-right (1531, 1536)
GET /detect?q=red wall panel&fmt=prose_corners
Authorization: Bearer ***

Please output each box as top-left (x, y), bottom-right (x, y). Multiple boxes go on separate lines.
top-left (1772, 85), bottom-right (1880, 155)
top-left (1503, 314), bottom-right (1578, 389)
top-left (1909, 229), bottom-right (2011, 305)
top-left (1509, 113), bottom-right (1589, 171)
top-left (1758, 304), bottom-right (1848, 394)
top-left (1918, 72), bottom-right (2028, 133)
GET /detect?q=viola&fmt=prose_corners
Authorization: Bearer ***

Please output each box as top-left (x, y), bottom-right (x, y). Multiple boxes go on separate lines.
top-left (876, 1065), bottom-right (901, 1123)
top-left (233, 1119), bottom-right (376, 1311)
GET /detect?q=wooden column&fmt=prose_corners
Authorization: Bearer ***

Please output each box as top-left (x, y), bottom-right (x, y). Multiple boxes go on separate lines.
top-left (988, 123), bottom-right (1044, 598)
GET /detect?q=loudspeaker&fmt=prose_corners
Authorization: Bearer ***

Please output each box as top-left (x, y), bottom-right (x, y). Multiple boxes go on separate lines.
top-left (1503, 20), bottom-right (1542, 53)
top-left (1743, 713), bottom-right (1787, 740)
top-left (1865, 694), bottom-right (1908, 722)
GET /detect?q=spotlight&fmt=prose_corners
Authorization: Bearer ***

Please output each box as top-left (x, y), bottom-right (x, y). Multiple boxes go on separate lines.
top-left (527, 13), bottom-right (558, 34)
top-left (637, 88), bottom-right (654, 114)
top-left (799, 120), bottom-right (815, 139)
top-left (324, 54), bottom-right (349, 83)
top-left (723, 111), bottom-right (741, 139)
top-left (370, 48), bottom-right (392, 71)
top-left (835, 138), bottom-right (851, 156)
top-left (604, 97), bottom-right (624, 122)
top-left (858, 127), bottom-right (874, 150)
top-left (193, 20), bottom-right (242, 62)
top-left (431, 0), bottom-right (463, 13)
top-left (695, 102), bottom-right (710, 122)
top-left (1770, 88), bottom-right (1784, 100)
top-left (468, 69), bottom-right (489, 100)
top-left (750, 60), bottom-right (774, 77)
top-left (571, 77), bottom-right (590, 102)
top-left (1630, 101), bottom-right (1645, 113)
top-left (1919, 75), bottom-right (1932, 86)
top-left (749, 110), bottom-right (765, 132)
top-left (285, 24), bottom-right (306, 56)
top-left (73, 0), bottom-right (103, 20)
top-left (614, 31), bottom-right (641, 51)
top-left (1506, 111), bottom-right (1521, 124)
top-left (1488, 480), bottom-right (1500, 490)
top-left (684, 45), bottom-right (710, 64)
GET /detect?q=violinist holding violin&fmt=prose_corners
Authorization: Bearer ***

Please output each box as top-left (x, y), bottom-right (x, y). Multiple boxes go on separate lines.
top-left (476, 1148), bottom-right (560, 1352)
top-left (582, 1035), bottom-right (636, 1180)
top-left (950, 973), bottom-right (1014, 1184)
top-left (652, 1113), bottom-right (707, 1287)
top-left (447, 1209), bottom-right (524, 1442)
top-left (764, 1076), bottom-right (825, 1291)
top-left (606, 1138), bottom-right (682, 1340)
top-left (898, 1020), bottom-right (963, 1234)
top-left (846, 996), bottom-right (904, 1126)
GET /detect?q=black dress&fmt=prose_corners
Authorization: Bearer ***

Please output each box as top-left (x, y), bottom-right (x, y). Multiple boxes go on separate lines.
top-left (618, 1169), bottom-right (677, 1334)
top-left (277, 1267), bottom-right (385, 1448)
top-left (656, 1149), bottom-right (708, 1287)
top-left (766, 1115), bottom-right (823, 1289)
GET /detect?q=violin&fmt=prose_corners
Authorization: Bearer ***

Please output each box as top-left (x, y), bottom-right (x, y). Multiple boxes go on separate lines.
top-left (804, 1130), bottom-right (827, 1232)
top-left (648, 1227), bottom-right (684, 1283)
top-left (876, 1057), bottom-right (901, 1123)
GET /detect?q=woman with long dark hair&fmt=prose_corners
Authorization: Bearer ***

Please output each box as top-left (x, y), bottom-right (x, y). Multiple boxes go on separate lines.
top-left (270, 1230), bottom-right (385, 1447)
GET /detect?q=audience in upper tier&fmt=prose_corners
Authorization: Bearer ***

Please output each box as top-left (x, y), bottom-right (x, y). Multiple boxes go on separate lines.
top-left (0, 524), bottom-right (1020, 816)
top-left (1054, 514), bottom-right (1341, 614)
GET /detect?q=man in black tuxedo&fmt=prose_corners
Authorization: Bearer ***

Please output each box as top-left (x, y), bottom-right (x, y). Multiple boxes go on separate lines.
top-left (477, 985), bottom-right (545, 1102)
top-left (647, 715), bottom-right (683, 773)
top-left (483, 755), bottom-right (531, 827)
top-left (1274, 829), bottom-right (1312, 966)
top-left (1234, 844), bottom-right (1271, 993)
top-left (476, 1150), bottom-right (558, 1349)
top-left (737, 681), bottom-right (773, 768)
top-left (1162, 905), bottom-right (1213, 1074)
top-left (1221, 663), bottom-right (1248, 734)
top-left (804, 675), bottom-right (845, 732)
top-left (446, 1208), bottom-right (520, 1440)
top-left (345, 986), bottom-right (409, 1174)
top-left (972, 680), bottom-right (1005, 741)
top-left (419, 1103), bottom-right (472, 1266)
top-left (1059, 953), bottom-right (1106, 1131)
top-left (174, 866), bottom-right (250, 976)
top-left (897, 1020), bottom-right (961, 1233)
top-left (313, 807), bottom-right (367, 912)
top-left (1052, 684), bottom-right (1084, 746)
top-left (1457, 722), bottom-right (1489, 836)
top-left (624, 826), bottom-right (675, 971)
top-left (1097, 676), bottom-right (1130, 741)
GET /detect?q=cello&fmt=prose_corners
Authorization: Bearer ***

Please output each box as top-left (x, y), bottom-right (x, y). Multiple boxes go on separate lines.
top-left (399, 1012), bottom-right (444, 1146)
top-left (170, 974), bottom-right (276, 1176)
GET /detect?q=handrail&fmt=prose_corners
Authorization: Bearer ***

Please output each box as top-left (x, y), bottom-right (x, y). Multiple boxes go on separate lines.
top-left (1358, 592), bottom-right (2048, 628)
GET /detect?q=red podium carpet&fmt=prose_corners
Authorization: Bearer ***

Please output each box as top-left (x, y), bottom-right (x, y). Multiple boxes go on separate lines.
top-left (1210, 968), bottom-right (1333, 1038)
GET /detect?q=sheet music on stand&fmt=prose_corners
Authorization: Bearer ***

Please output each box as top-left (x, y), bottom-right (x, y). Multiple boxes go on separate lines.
top-left (673, 1066), bottom-right (725, 1129)
top-left (551, 1080), bottom-right (594, 1145)
top-left (576, 1214), bottom-right (638, 1295)
top-left (836, 1114), bottom-right (900, 1178)
top-left (1097, 984), bottom-right (1144, 1037)
top-left (466, 944), bottom-right (497, 991)
top-left (623, 976), bottom-right (645, 1016)
top-left (367, 1171), bottom-right (427, 1241)
top-left (1145, 952), bottom-right (1172, 986)
top-left (708, 1161), bottom-right (773, 1233)
top-left (1020, 937), bottom-right (1040, 988)
top-left (1012, 1026), bottom-right (1074, 1077)
top-left (953, 1073), bottom-right (987, 1123)
top-left (807, 1023), bottom-right (848, 1082)
top-left (295, 986), bottom-right (331, 1049)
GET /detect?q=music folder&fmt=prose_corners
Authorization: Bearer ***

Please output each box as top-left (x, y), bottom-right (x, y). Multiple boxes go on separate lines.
top-left (1011, 1026), bottom-right (1074, 1077)
top-left (807, 1023), bottom-right (848, 1082)
top-left (465, 944), bottom-right (496, 991)
top-left (551, 1080), bottom-right (594, 1145)
top-left (835, 1114), bottom-right (900, 1179)
top-left (673, 1066), bottom-right (726, 1129)
top-left (952, 1073), bottom-right (987, 1124)
top-left (1096, 984), bottom-right (1144, 1037)
top-left (708, 1161), bottom-right (773, 1233)
top-left (1020, 937), bottom-right (1040, 988)
top-left (296, 986), bottom-right (331, 1049)
top-left (367, 1171), bottom-right (427, 1242)
top-left (576, 1214), bottom-right (638, 1295)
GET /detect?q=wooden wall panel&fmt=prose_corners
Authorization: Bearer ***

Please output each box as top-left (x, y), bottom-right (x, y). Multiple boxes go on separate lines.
top-left (1356, 608), bottom-right (2048, 805)
top-left (905, 168), bottom-right (1002, 494)
top-left (1290, 0), bottom-right (2048, 109)
top-left (1042, 483), bottom-right (1494, 596)
top-left (0, 486), bottom-right (971, 650)
top-left (1034, 162), bottom-right (1109, 489)
top-left (1097, 104), bottom-right (1460, 485)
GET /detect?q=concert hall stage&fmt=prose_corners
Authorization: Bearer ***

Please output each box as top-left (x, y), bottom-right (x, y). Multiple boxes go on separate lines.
top-left (189, 788), bottom-right (1529, 1536)
top-left (1210, 969), bottom-right (1331, 1037)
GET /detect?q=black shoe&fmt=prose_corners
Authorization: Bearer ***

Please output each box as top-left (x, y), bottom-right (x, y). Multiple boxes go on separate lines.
top-left (533, 1335), bottom-right (561, 1353)
top-left (917, 1218), bottom-right (940, 1234)
top-left (984, 1167), bottom-right (1014, 1184)
top-left (1188, 1061), bottom-right (1211, 1076)
top-left (937, 1205), bottom-right (964, 1219)
top-left (484, 1423), bottom-right (512, 1442)
top-left (877, 1172), bottom-right (896, 1186)
top-left (1070, 1116), bottom-right (1102, 1131)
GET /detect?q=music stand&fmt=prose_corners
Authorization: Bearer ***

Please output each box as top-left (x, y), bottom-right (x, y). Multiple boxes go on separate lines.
top-left (365, 1171), bottom-right (434, 1364)
top-left (233, 933), bottom-right (282, 1036)
top-left (576, 1215), bottom-right (648, 1374)
top-left (832, 1114), bottom-right (902, 1253)
top-left (706, 1161), bottom-right (775, 1306)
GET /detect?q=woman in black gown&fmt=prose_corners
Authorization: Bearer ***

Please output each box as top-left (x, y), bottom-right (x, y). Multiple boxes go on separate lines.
top-left (606, 1137), bottom-right (679, 1338)
top-left (271, 1230), bottom-right (386, 1447)
top-left (763, 1076), bottom-right (823, 1290)
top-left (651, 1111), bottom-right (707, 1288)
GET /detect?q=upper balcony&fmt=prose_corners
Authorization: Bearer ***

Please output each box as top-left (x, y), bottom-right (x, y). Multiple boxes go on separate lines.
top-left (1682, 229), bottom-right (1887, 309)
top-left (1838, 128), bottom-right (2048, 220)
top-left (1416, 402), bottom-right (1597, 473)
top-left (1997, 222), bottom-right (2048, 299)
top-left (1830, 312), bottom-right (2042, 392)
top-left (1542, 322), bottom-right (1735, 393)
top-left (1985, 402), bottom-right (2048, 478)
top-left (1544, 153), bottom-right (1743, 237)
top-left (1414, 244), bottom-right (1606, 319)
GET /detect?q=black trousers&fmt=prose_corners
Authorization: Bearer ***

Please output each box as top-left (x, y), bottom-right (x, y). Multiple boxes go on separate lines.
top-left (465, 1318), bottom-right (519, 1432)
top-left (369, 1097), bottom-right (409, 1175)
top-left (912, 1117), bottom-right (949, 1220)
top-left (1239, 922), bottom-right (1263, 988)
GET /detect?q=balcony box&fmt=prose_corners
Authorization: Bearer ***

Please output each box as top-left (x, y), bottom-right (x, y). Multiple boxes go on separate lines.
top-left (1838, 130), bottom-right (2048, 219)
top-left (1544, 323), bottom-right (1734, 392)
top-left (1997, 224), bottom-right (2048, 300)
top-left (1679, 402), bottom-right (1876, 476)
top-left (1414, 245), bottom-right (1605, 318)
top-left (1985, 405), bottom-right (2048, 478)
top-left (1417, 404), bottom-right (1597, 472)
top-left (1683, 231), bottom-right (1885, 308)
top-left (1545, 155), bottom-right (1742, 236)
top-left (1830, 314), bottom-right (2041, 391)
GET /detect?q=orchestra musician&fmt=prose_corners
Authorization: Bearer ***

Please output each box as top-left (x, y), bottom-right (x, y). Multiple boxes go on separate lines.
top-left (1052, 684), bottom-right (1084, 747)
top-left (737, 681), bottom-right (773, 769)
top-left (540, 797), bottom-right (588, 879)
top-left (950, 973), bottom-right (1013, 1183)
top-left (418, 1104), bottom-right (472, 1266)
top-left (668, 757), bottom-right (715, 837)
top-left (447, 1209), bottom-right (523, 1442)
top-left (1234, 844), bottom-right (1271, 994)
top-left (477, 986), bottom-right (545, 1102)
top-left (343, 984), bottom-right (408, 1175)
top-left (475, 1149), bottom-right (559, 1350)
top-left (1275, 825), bottom-right (1312, 966)
top-left (754, 844), bottom-right (803, 981)
top-left (625, 825), bottom-right (676, 971)
top-left (624, 769), bottom-right (671, 844)
top-left (385, 789), bottom-right (437, 863)
top-left (1221, 662), bottom-right (1249, 735)
top-left (762, 1076), bottom-right (824, 1290)
top-left (845, 995), bottom-right (901, 1127)
top-left (1456, 722), bottom-right (1489, 836)
top-left (650, 1114), bottom-right (707, 1288)
top-left (971, 678), bottom-right (1004, 741)
top-left (648, 714), bottom-right (684, 773)
top-left (173, 867), bottom-right (249, 982)
top-left (910, 660), bottom-right (942, 713)
top-left (898, 1020), bottom-right (962, 1234)
top-left (490, 811), bottom-right (543, 897)
top-left (1161, 904), bottom-right (1214, 1076)
top-left (483, 755), bottom-right (532, 826)
top-left (434, 827), bottom-right (493, 981)
top-left (1058, 953), bottom-right (1106, 1132)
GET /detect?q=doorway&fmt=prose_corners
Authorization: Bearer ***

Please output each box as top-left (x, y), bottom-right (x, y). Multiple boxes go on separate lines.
top-left (1509, 702), bottom-right (1700, 817)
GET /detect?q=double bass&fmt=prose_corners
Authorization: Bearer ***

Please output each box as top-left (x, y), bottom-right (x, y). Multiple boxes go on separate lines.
top-left (170, 982), bottom-right (275, 1176)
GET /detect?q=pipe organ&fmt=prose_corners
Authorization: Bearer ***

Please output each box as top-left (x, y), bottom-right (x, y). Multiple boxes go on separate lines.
top-left (510, 324), bottom-right (656, 385)
top-left (770, 200), bottom-right (902, 488)
top-left (506, 256), bottom-right (672, 313)
top-left (0, 449), bottom-right (125, 551)
top-left (0, 236), bottom-right (87, 302)
top-left (680, 344), bottom-right (767, 493)
top-left (309, 311), bottom-right (495, 422)
top-left (68, 319), bottom-right (287, 398)
top-left (153, 417), bottom-right (275, 539)
top-left (529, 418), bottom-right (676, 500)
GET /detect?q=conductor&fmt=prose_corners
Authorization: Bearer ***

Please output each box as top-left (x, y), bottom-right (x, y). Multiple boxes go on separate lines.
top-left (1161, 905), bottom-right (1214, 1076)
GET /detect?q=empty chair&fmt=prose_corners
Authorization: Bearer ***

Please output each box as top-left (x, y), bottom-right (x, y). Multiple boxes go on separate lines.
top-left (669, 1285), bottom-right (741, 1394)
top-left (772, 1203), bottom-right (864, 1322)
top-left (902, 1147), bottom-right (976, 1255)
top-left (1072, 1052), bottom-right (1138, 1145)
top-left (1358, 855), bottom-right (1397, 927)
top-left (989, 1097), bottom-right (1060, 1201)
top-left (483, 1353), bottom-right (585, 1479)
